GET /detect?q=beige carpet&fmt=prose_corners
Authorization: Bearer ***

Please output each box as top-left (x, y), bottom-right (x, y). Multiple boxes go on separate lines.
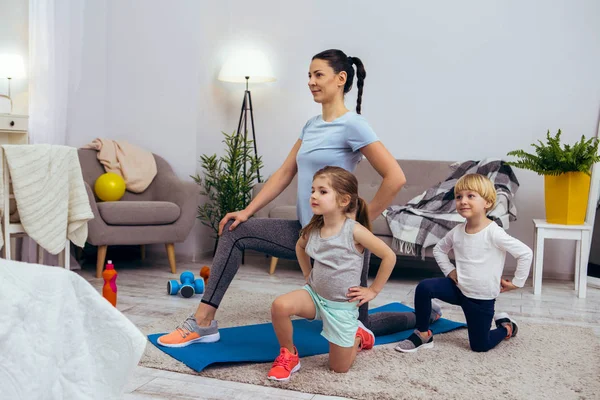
top-left (139, 289), bottom-right (600, 400)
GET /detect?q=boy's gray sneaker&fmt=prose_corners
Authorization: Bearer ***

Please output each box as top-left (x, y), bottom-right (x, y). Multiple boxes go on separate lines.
top-left (157, 315), bottom-right (220, 347)
top-left (494, 312), bottom-right (518, 338)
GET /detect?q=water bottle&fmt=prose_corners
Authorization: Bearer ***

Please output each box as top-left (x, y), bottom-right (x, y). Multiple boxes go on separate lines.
top-left (102, 260), bottom-right (118, 307)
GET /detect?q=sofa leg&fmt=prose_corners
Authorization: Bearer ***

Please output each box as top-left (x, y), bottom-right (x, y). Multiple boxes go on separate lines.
top-left (269, 256), bottom-right (279, 275)
top-left (97, 245), bottom-right (108, 278)
top-left (140, 245), bottom-right (145, 261)
top-left (166, 243), bottom-right (176, 274)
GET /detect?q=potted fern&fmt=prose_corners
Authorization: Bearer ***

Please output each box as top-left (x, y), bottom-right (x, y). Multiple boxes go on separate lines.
top-left (192, 131), bottom-right (263, 253)
top-left (507, 129), bottom-right (600, 224)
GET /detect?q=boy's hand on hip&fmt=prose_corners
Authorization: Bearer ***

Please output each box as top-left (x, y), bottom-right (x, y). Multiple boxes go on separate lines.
top-left (448, 269), bottom-right (458, 284)
top-left (346, 286), bottom-right (377, 307)
top-left (500, 279), bottom-right (518, 292)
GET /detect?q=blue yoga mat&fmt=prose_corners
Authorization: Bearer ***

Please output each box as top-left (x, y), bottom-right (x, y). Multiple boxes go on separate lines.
top-left (148, 302), bottom-right (466, 372)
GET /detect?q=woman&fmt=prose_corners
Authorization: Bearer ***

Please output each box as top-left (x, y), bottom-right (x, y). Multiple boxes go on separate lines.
top-left (158, 49), bottom-right (440, 347)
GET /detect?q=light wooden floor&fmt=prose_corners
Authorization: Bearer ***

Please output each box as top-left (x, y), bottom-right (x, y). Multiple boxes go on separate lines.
top-left (75, 253), bottom-right (600, 400)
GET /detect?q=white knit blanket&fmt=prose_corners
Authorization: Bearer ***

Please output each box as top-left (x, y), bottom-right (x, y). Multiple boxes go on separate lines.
top-left (0, 259), bottom-right (147, 399)
top-left (0, 145), bottom-right (94, 254)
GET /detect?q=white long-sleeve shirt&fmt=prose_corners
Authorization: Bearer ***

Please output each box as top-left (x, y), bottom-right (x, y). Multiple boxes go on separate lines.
top-left (433, 222), bottom-right (533, 300)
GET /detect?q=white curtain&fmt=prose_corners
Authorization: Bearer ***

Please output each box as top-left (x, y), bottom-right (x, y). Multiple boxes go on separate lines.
top-left (29, 0), bottom-right (83, 145)
top-left (22, 0), bottom-right (84, 266)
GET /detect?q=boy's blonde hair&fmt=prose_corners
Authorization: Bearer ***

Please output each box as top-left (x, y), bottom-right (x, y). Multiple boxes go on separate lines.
top-left (454, 173), bottom-right (497, 209)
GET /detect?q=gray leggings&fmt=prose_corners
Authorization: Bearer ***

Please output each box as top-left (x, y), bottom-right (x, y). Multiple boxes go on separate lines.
top-left (201, 218), bottom-right (416, 336)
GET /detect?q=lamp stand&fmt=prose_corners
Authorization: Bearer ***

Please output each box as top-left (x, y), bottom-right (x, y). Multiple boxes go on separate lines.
top-left (235, 76), bottom-right (262, 183)
top-left (0, 78), bottom-right (13, 113)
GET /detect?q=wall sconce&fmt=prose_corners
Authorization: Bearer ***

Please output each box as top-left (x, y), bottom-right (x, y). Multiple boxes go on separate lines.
top-left (0, 54), bottom-right (27, 114)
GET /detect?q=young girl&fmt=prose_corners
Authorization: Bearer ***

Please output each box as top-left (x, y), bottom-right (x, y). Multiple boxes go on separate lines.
top-left (395, 174), bottom-right (533, 353)
top-left (267, 166), bottom-right (397, 381)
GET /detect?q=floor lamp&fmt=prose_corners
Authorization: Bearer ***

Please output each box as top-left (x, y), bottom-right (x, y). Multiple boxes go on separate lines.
top-left (217, 49), bottom-right (276, 263)
top-left (218, 49), bottom-right (276, 183)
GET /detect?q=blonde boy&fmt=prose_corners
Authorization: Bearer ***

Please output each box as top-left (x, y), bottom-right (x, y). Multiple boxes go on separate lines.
top-left (395, 174), bottom-right (533, 353)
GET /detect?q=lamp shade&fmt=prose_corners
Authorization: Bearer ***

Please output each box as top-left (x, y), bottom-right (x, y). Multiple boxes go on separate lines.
top-left (0, 55), bottom-right (26, 79)
top-left (218, 49), bottom-right (276, 83)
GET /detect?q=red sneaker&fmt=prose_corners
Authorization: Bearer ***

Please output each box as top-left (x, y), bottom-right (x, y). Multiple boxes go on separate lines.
top-left (267, 347), bottom-right (300, 382)
top-left (356, 320), bottom-right (375, 351)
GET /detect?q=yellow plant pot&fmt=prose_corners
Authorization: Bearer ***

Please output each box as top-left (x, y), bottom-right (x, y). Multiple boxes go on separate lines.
top-left (544, 172), bottom-right (590, 225)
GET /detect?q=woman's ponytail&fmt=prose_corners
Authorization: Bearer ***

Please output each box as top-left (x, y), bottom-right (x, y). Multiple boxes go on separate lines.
top-left (351, 57), bottom-right (366, 114)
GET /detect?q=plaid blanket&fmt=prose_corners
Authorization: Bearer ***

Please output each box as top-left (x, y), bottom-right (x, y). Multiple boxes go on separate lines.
top-left (384, 158), bottom-right (520, 257)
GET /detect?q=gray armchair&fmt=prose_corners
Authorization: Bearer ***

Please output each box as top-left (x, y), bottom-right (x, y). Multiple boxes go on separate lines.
top-left (78, 149), bottom-right (199, 278)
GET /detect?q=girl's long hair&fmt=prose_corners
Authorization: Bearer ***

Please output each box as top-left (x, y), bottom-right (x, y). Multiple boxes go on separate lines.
top-left (300, 166), bottom-right (371, 239)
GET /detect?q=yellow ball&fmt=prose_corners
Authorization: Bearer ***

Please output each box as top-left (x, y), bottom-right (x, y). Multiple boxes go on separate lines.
top-left (94, 172), bottom-right (126, 201)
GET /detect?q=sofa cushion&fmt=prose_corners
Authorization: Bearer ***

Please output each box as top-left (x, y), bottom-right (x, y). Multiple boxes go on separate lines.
top-left (371, 215), bottom-right (392, 237)
top-left (269, 206), bottom-right (297, 220)
top-left (98, 201), bottom-right (180, 225)
top-left (356, 159), bottom-right (454, 206)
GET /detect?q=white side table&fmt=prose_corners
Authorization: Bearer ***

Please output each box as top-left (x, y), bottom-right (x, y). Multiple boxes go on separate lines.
top-left (532, 218), bottom-right (592, 298)
top-left (0, 114), bottom-right (29, 144)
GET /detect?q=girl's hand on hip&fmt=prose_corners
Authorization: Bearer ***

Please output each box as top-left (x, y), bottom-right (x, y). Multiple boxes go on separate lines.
top-left (218, 210), bottom-right (251, 235)
top-left (346, 286), bottom-right (378, 307)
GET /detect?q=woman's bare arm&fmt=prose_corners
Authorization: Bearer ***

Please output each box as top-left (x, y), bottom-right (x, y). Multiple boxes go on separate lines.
top-left (360, 141), bottom-right (406, 221)
top-left (219, 140), bottom-right (302, 234)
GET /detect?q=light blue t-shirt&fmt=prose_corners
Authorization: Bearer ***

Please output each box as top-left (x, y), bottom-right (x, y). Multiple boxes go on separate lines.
top-left (296, 111), bottom-right (379, 226)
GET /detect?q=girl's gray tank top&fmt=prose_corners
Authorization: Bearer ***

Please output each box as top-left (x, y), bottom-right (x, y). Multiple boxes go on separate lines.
top-left (306, 218), bottom-right (364, 302)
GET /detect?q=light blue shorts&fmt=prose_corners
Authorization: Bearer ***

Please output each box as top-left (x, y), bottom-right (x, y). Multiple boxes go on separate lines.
top-left (302, 284), bottom-right (359, 348)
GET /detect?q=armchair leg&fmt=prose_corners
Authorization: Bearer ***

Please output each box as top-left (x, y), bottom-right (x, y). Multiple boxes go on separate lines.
top-left (37, 243), bottom-right (44, 264)
top-left (97, 245), bottom-right (108, 278)
top-left (140, 245), bottom-right (145, 261)
top-left (166, 243), bottom-right (176, 274)
top-left (269, 256), bottom-right (279, 275)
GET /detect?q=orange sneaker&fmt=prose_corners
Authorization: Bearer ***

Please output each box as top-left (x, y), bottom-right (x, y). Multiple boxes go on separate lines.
top-left (356, 320), bottom-right (375, 351)
top-left (267, 347), bottom-right (300, 382)
top-left (157, 316), bottom-right (220, 347)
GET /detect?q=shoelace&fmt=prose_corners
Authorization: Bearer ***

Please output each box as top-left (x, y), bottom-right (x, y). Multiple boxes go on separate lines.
top-left (175, 316), bottom-right (197, 338)
top-left (272, 352), bottom-right (293, 371)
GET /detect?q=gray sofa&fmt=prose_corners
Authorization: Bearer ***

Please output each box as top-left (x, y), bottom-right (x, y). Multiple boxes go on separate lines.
top-left (78, 149), bottom-right (199, 278)
top-left (253, 158), bottom-right (455, 273)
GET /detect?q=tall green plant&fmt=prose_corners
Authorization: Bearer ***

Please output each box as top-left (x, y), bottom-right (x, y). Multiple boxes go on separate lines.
top-left (191, 131), bottom-right (263, 238)
top-left (507, 129), bottom-right (600, 176)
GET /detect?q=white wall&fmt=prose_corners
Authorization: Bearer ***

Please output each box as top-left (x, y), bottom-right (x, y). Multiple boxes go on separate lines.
top-left (3, 0), bottom-right (600, 276)
top-left (65, 0), bottom-right (107, 147)
top-left (0, 0), bottom-right (28, 114)
top-left (67, 0), bottom-right (214, 259)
